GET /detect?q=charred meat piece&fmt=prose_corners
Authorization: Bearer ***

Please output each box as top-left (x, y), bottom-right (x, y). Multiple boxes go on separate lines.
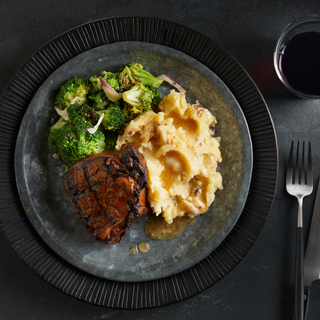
top-left (62, 143), bottom-right (149, 244)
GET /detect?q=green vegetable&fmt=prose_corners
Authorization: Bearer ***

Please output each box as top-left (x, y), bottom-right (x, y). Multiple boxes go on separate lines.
top-left (122, 103), bottom-right (136, 123)
top-left (48, 103), bottom-right (106, 168)
top-left (88, 91), bottom-right (110, 110)
top-left (89, 71), bottom-right (120, 93)
top-left (89, 76), bottom-right (102, 93)
top-left (67, 103), bottom-right (99, 127)
top-left (97, 104), bottom-right (125, 131)
top-left (101, 71), bottom-right (120, 92)
top-left (119, 62), bottom-right (163, 91)
top-left (49, 62), bottom-right (164, 168)
top-left (50, 116), bottom-right (66, 132)
top-left (55, 77), bottom-right (91, 109)
top-left (149, 86), bottom-right (161, 107)
top-left (104, 130), bottom-right (119, 150)
top-left (122, 82), bottom-right (160, 115)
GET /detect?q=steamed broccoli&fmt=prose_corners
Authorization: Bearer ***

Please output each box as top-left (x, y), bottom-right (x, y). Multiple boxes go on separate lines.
top-left (88, 91), bottom-right (110, 110)
top-left (119, 63), bottom-right (163, 91)
top-left (101, 71), bottom-right (120, 92)
top-left (49, 116), bottom-right (67, 132)
top-left (122, 83), bottom-right (160, 115)
top-left (49, 63), bottom-right (165, 167)
top-left (89, 71), bottom-right (120, 93)
top-left (89, 76), bottom-right (102, 93)
top-left (122, 103), bottom-right (136, 123)
top-left (48, 122), bottom-right (106, 168)
top-left (148, 86), bottom-right (161, 107)
top-left (97, 104), bottom-right (125, 131)
top-left (55, 77), bottom-right (91, 109)
top-left (48, 103), bottom-right (106, 168)
top-left (104, 130), bottom-right (119, 150)
top-left (67, 103), bottom-right (100, 127)
top-left (48, 123), bottom-right (79, 167)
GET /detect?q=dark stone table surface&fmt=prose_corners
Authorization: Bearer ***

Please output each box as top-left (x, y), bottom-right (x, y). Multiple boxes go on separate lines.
top-left (1, 1), bottom-right (320, 319)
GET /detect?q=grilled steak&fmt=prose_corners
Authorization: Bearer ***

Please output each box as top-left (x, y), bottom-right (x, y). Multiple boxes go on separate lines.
top-left (62, 143), bottom-right (149, 244)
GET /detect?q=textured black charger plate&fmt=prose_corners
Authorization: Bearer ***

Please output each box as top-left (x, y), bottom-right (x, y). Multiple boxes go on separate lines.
top-left (0, 17), bottom-right (278, 308)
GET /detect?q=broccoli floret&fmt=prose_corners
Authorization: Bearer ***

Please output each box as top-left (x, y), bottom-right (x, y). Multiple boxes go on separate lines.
top-left (122, 83), bottom-right (160, 115)
top-left (78, 129), bottom-right (106, 156)
top-left (67, 103), bottom-right (100, 127)
top-left (122, 103), bottom-right (136, 123)
top-left (149, 86), bottom-right (161, 107)
top-left (101, 71), bottom-right (120, 92)
top-left (48, 121), bottom-right (106, 168)
top-left (97, 104), bottom-right (125, 131)
top-left (55, 77), bottom-right (91, 109)
top-left (48, 103), bottom-right (106, 168)
top-left (104, 130), bottom-right (119, 150)
top-left (49, 116), bottom-right (67, 132)
top-left (88, 91), bottom-right (110, 110)
top-left (48, 123), bottom-right (79, 167)
top-left (48, 122), bottom-right (79, 167)
top-left (119, 63), bottom-right (163, 90)
top-left (89, 76), bottom-right (102, 93)
top-left (89, 71), bottom-right (120, 93)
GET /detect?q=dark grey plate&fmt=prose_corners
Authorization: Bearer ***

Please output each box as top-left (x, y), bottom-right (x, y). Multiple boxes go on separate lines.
top-left (14, 41), bottom-right (252, 282)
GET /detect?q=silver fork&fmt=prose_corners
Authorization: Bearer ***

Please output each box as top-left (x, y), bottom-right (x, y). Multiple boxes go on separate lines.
top-left (286, 141), bottom-right (313, 320)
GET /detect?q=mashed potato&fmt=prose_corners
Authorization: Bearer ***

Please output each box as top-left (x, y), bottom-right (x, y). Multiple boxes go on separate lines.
top-left (116, 90), bottom-right (223, 224)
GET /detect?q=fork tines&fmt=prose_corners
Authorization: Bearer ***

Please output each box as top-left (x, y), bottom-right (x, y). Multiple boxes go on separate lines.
top-left (287, 141), bottom-right (312, 186)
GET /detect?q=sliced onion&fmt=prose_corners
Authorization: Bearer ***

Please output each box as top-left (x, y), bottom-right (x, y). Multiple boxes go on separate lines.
top-left (100, 77), bottom-right (123, 102)
top-left (55, 106), bottom-right (69, 120)
top-left (87, 113), bottom-right (104, 134)
top-left (157, 74), bottom-right (187, 93)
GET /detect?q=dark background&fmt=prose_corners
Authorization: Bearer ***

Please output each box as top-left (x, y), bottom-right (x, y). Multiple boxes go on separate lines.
top-left (1, 1), bottom-right (320, 319)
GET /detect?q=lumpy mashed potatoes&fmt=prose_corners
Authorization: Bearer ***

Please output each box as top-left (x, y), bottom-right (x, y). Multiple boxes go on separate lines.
top-left (116, 90), bottom-right (223, 224)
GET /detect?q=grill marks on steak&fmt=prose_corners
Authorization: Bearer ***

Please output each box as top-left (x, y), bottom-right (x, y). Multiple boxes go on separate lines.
top-left (62, 143), bottom-right (149, 244)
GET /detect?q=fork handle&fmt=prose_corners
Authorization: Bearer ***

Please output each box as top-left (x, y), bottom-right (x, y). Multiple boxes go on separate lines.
top-left (292, 287), bottom-right (310, 320)
top-left (303, 286), bottom-right (311, 319)
top-left (295, 226), bottom-right (304, 320)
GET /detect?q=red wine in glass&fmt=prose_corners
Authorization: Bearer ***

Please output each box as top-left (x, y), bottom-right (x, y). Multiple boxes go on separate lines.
top-left (280, 31), bottom-right (320, 96)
